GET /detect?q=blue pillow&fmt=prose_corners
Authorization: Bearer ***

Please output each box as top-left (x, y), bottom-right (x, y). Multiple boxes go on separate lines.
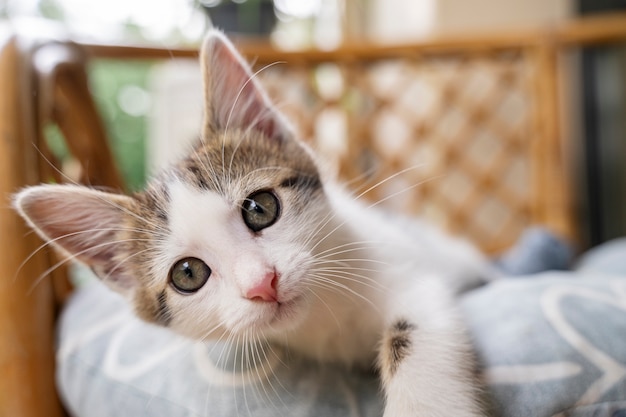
top-left (575, 237), bottom-right (626, 276)
top-left (57, 238), bottom-right (626, 417)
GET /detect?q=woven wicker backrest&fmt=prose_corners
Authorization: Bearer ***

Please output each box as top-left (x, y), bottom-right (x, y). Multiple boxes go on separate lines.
top-left (255, 46), bottom-right (567, 253)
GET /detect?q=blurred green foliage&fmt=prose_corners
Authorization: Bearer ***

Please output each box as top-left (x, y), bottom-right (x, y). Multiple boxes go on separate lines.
top-left (45, 60), bottom-right (152, 191)
top-left (88, 60), bottom-right (153, 191)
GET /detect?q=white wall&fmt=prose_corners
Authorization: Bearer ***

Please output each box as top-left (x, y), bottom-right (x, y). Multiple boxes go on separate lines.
top-left (368, 0), bottom-right (574, 42)
top-left (147, 60), bottom-right (203, 173)
top-left (369, 0), bottom-right (437, 42)
top-left (437, 0), bottom-right (573, 33)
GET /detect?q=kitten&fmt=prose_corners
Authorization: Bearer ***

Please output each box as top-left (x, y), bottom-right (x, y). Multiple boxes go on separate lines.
top-left (14, 30), bottom-right (494, 416)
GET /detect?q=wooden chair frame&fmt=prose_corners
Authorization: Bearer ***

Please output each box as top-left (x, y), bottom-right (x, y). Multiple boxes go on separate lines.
top-left (1, 13), bottom-right (626, 416)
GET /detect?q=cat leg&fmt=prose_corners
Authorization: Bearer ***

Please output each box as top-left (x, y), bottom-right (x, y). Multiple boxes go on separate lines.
top-left (378, 277), bottom-right (484, 417)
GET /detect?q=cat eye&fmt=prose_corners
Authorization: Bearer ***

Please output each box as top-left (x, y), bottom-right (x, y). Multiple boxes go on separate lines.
top-left (241, 190), bottom-right (280, 232)
top-left (169, 257), bottom-right (211, 294)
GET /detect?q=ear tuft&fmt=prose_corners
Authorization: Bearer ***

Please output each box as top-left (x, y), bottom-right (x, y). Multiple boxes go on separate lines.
top-left (200, 29), bottom-right (292, 142)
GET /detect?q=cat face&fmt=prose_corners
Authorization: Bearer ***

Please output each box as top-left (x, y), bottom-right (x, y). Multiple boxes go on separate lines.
top-left (13, 30), bottom-right (333, 340)
top-left (128, 126), bottom-right (328, 340)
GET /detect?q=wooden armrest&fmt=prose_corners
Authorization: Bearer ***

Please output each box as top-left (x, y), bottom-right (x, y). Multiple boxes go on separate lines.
top-left (0, 30), bottom-right (66, 417)
top-left (0, 24), bottom-right (124, 417)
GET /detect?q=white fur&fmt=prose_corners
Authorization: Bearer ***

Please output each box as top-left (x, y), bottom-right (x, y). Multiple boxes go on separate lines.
top-left (160, 179), bottom-right (317, 339)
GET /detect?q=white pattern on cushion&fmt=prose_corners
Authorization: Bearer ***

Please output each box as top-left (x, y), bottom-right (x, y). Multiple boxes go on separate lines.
top-left (58, 268), bottom-right (626, 417)
top-left (542, 281), bottom-right (626, 406)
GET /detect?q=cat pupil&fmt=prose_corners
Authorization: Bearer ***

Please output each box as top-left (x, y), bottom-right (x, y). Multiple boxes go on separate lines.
top-left (251, 201), bottom-right (264, 214)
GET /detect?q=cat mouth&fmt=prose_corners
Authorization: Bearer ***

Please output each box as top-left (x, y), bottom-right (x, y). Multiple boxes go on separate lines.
top-left (274, 295), bottom-right (303, 321)
top-left (250, 293), bottom-right (304, 330)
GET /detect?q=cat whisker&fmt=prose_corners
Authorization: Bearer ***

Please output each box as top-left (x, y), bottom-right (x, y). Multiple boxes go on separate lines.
top-left (101, 246), bottom-right (155, 283)
top-left (308, 261), bottom-right (381, 282)
top-left (32, 143), bottom-right (82, 187)
top-left (248, 332), bottom-right (283, 412)
top-left (306, 274), bottom-right (381, 313)
top-left (311, 269), bottom-right (388, 295)
top-left (307, 288), bottom-right (342, 329)
top-left (338, 161), bottom-right (380, 192)
top-left (223, 61), bottom-right (286, 139)
top-left (229, 332), bottom-right (243, 417)
top-left (312, 267), bottom-right (390, 295)
top-left (76, 187), bottom-right (171, 237)
top-left (239, 165), bottom-right (284, 181)
top-left (364, 174), bottom-right (444, 211)
top-left (306, 213), bottom-right (350, 254)
top-left (209, 330), bottom-right (239, 415)
top-left (198, 318), bottom-right (231, 345)
top-left (208, 328), bottom-right (238, 378)
top-left (226, 110), bottom-right (275, 189)
top-left (238, 165), bottom-right (312, 186)
top-left (237, 99), bottom-right (291, 147)
top-left (312, 263), bottom-right (386, 285)
top-left (309, 259), bottom-right (388, 278)
top-left (194, 321), bottom-right (286, 413)
top-left (26, 237), bottom-right (155, 295)
top-left (260, 339), bottom-right (295, 413)
top-left (239, 104), bottom-right (284, 140)
top-left (190, 145), bottom-right (226, 195)
top-left (246, 333), bottom-right (277, 415)
top-left (312, 242), bottom-right (383, 260)
top-left (351, 163), bottom-right (427, 202)
top-left (242, 331), bottom-right (255, 417)
top-left (313, 263), bottom-right (384, 275)
top-left (14, 226), bottom-right (157, 284)
top-left (305, 279), bottom-right (363, 308)
top-left (248, 332), bottom-right (267, 393)
top-left (297, 210), bottom-right (343, 253)
top-left (309, 171), bottom-right (443, 255)
top-left (311, 256), bottom-right (389, 266)
top-left (292, 182), bottom-right (378, 254)
top-left (223, 61), bottom-right (286, 191)
top-left (312, 242), bottom-right (382, 260)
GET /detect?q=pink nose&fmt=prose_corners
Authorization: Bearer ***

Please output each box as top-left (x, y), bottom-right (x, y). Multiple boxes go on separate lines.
top-left (245, 270), bottom-right (278, 302)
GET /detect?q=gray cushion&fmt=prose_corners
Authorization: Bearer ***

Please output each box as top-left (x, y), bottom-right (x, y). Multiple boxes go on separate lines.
top-left (57, 240), bottom-right (626, 417)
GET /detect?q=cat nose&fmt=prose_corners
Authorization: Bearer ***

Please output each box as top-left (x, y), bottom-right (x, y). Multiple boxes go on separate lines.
top-left (245, 270), bottom-right (278, 302)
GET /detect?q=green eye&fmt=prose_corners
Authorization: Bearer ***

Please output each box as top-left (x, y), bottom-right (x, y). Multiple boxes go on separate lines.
top-left (242, 190), bottom-right (280, 232)
top-left (169, 257), bottom-right (211, 294)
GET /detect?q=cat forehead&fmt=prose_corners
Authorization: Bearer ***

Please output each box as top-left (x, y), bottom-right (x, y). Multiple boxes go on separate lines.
top-left (170, 130), bottom-right (321, 196)
top-left (166, 179), bottom-right (233, 236)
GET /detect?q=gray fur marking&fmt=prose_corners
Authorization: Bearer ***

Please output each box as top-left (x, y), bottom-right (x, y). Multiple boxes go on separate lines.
top-left (387, 319), bottom-right (417, 376)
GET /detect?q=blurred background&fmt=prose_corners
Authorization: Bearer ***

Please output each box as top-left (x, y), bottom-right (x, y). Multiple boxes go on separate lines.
top-left (3, 5), bottom-right (626, 416)
top-left (0, 0), bottom-right (584, 49)
top-left (1, 0), bottom-right (625, 248)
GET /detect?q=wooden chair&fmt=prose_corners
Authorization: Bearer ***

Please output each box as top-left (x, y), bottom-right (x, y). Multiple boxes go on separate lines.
top-left (1, 13), bottom-right (626, 417)
top-left (0, 25), bottom-right (126, 416)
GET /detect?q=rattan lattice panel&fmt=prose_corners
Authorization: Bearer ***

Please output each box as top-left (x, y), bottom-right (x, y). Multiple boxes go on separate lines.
top-left (259, 50), bottom-right (539, 253)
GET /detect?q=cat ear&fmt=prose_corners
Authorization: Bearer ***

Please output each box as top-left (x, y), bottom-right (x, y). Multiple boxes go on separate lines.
top-left (200, 29), bottom-right (292, 142)
top-left (13, 185), bottom-right (137, 295)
